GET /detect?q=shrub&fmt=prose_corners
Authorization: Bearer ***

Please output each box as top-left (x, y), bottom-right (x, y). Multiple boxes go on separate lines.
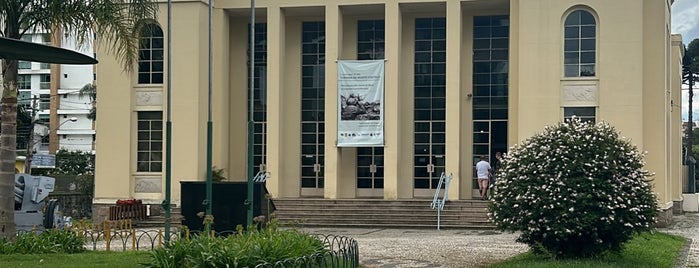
top-left (147, 221), bottom-right (328, 267)
top-left (489, 119), bottom-right (658, 258)
top-left (0, 230), bottom-right (84, 254)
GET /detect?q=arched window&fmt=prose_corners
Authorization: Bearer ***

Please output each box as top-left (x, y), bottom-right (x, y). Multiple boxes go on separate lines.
top-left (564, 10), bottom-right (596, 77)
top-left (138, 23), bottom-right (164, 84)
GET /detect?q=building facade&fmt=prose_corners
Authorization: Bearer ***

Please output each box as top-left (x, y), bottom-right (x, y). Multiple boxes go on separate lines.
top-left (18, 30), bottom-right (96, 156)
top-left (94, 0), bottom-right (685, 223)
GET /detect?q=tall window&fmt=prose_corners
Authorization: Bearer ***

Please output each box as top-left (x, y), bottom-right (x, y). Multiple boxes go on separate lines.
top-left (248, 23), bottom-right (267, 175)
top-left (138, 23), bottom-right (164, 84)
top-left (137, 111), bottom-right (163, 172)
top-left (357, 20), bottom-right (385, 60)
top-left (357, 20), bottom-right (385, 192)
top-left (18, 75), bottom-right (30, 90)
top-left (413, 17), bottom-right (447, 190)
top-left (39, 94), bottom-right (50, 110)
top-left (40, 74), bottom-right (50, 89)
top-left (472, 15), bottom-right (509, 192)
top-left (564, 10), bottom-right (596, 77)
top-left (300, 21), bottom-right (325, 189)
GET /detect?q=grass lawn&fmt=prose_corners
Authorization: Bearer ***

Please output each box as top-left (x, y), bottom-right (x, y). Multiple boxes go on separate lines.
top-left (0, 250), bottom-right (151, 267)
top-left (490, 232), bottom-right (686, 268)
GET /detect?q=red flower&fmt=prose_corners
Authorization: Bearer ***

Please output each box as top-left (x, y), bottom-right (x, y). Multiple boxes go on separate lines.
top-left (116, 199), bottom-right (142, 206)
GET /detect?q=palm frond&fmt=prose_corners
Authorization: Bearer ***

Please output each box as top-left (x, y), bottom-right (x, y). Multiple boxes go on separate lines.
top-left (8, 0), bottom-right (158, 72)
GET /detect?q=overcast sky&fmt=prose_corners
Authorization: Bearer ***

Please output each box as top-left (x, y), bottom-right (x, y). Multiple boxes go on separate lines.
top-left (673, 0), bottom-right (699, 44)
top-left (673, 0), bottom-right (699, 121)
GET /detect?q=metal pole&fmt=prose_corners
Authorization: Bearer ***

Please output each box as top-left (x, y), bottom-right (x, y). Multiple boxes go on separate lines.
top-left (246, 0), bottom-right (256, 228)
top-left (24, 97), bottom-right (37, 174)
top-left (690, 76), bottom-right (696, 193)
top-left (204, 0), bottom-right (214, 233)
top-left (689, 78), bottom-right (693, 162)
top-left (163, 0), bottom-right (173, 243)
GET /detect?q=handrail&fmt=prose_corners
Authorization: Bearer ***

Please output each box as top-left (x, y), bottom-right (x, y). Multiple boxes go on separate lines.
top-left (253, 170), bottom-right (270, 183)
top-left (430, 172), bottom-right (452, 230)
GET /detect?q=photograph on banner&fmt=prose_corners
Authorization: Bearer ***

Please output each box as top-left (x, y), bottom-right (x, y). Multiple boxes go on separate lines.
top-left (337, 60), bottom-right (385, 147)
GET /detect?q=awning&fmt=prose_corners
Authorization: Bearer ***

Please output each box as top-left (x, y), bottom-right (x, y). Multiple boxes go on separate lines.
top-left (0, 37), bottom-right (97, 64)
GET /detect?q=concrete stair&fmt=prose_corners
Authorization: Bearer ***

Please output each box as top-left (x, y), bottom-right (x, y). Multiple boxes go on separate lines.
top-left (133, 206), bottom-right (184, 228)
top-left (271, 198), bottom-right (493, 229)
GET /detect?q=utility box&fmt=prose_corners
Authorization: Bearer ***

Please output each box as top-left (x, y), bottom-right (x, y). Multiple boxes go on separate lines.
top-left (180, 182), bottom-right (271, 232)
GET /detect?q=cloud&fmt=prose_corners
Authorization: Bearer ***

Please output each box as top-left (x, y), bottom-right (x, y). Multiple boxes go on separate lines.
top-left (672, 0), bottom-right (699, 43)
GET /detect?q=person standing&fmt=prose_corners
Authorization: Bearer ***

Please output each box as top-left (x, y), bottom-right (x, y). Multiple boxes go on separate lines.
top-left (476, 155), bottom-right (492, 200)
top-left (492, 152), bottom-right (503, 185)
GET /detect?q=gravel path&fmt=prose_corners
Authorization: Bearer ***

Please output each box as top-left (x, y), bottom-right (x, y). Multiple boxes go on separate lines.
top-left (303, 213), bottom-right (699, 268)
top-left (303, 228), bottom-right (527, 268)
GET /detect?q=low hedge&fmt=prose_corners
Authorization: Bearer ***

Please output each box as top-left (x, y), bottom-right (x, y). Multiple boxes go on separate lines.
top-left (146, 223), bottom-right (328, 268)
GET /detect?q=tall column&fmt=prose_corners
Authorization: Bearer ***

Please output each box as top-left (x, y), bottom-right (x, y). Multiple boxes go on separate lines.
top-left (670, 35), bottom-right (683, 202)
top-left (383, 2), bottom-right (401, 199)
top-left (445, 0), bottom-right (463, 199)
top-left (323, 2), bottom-right (351, 199)
top-left (508, 0), bottom-right (520, 145)
top-left (642, 0), bottom-right (669, 210)
top-left (212, 8), bottom-right (230, 177)
top-left (266, 5), bottom-right (284, 198)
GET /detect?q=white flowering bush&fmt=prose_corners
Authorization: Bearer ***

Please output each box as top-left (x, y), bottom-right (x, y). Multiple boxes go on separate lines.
top-left (488, 119), bottom-right (658, 257)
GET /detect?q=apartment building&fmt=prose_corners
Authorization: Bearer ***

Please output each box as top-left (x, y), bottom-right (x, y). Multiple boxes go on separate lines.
top-left (18, 31), bottom-right (95, 156)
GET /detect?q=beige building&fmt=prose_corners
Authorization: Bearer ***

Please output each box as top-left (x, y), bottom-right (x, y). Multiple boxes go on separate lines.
top-left (94, 0), bottom-right (685, 223)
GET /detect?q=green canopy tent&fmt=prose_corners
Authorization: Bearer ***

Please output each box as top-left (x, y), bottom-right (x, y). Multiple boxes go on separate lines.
top-left (0, 36), bottom-right (97, 64)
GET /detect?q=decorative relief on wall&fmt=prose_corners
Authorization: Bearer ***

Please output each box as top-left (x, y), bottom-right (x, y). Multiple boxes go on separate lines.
top-left (562, 85), bottom-right (597, 103)
top-left (136, 91), bottom-right (163, 106)
top-left (134, 177), bottom-right (162, 193)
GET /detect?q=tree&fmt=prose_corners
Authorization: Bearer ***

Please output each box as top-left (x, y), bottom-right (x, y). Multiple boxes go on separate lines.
top-left (33, 150), bottom-right (94, 176)
top-left (0, 0), bottom-right (158, 240)
top-left (78, 83), bottom-right (97, 121)
top-left (489, 119), bottom-right (658, 258)
top-left (684, 38), bottom-right (699, 163)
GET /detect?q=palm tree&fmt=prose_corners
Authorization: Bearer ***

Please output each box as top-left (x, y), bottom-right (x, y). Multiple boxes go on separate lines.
top-left (0, 0), bottom-right (158, 240)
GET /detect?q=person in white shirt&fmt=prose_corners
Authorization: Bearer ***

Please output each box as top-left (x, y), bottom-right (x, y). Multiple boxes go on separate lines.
top-left (475, 155), bottom-right (492, 200)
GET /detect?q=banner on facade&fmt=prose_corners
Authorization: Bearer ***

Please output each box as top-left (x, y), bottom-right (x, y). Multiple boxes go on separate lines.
top-left (337, 60), bottom-right (385, 147)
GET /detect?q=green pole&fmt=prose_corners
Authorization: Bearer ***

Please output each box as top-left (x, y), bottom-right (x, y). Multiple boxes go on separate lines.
top-left (247, 121), bottom-right (254, 227)
top-left (205, 122), bottom-right (213, 232)
top-left (164, 121), bottom-right (172, 241)
top-left (246, 0), bottom-right (256, 227)
top-left (163, 0), bottom-right (172, 244)
top-left (204, 0), bottom-right (214, 233)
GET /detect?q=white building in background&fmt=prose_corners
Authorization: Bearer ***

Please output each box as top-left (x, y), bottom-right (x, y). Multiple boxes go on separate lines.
top-left (18, 30), bottom-right (95, 154)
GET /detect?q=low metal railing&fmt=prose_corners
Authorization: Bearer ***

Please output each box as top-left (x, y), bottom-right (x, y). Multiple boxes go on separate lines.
top-left (255, 234), bottom-right (359, 268)
top-left (430, 172), bottom-right (452, 230)
top-left (19, 220), bottom-right (359, 267)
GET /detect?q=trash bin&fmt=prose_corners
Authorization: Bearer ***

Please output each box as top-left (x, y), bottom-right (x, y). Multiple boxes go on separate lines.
top-left (180, 181), bottom-right (267, 232)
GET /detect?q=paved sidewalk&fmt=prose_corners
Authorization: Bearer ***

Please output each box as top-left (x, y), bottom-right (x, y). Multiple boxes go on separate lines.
top-left (303, 213), bottom-right (699, 268)
top-left (662, 213), bottom-right (699, 267)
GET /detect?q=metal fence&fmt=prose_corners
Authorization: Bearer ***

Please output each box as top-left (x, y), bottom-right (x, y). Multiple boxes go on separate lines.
top-left (61, 220), bottom-right (359, 267)
top-left (49, 193), bottom-right (92, 219)
top-left (254, 234), bottom-right (359, 268)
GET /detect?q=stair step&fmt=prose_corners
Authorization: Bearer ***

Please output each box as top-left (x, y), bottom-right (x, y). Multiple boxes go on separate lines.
top-left (271, 198), bottom-right (494, 229)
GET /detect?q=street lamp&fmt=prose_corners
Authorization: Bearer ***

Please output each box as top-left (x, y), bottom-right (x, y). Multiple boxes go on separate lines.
top-left (25, 116), bottom-right (78, 173)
